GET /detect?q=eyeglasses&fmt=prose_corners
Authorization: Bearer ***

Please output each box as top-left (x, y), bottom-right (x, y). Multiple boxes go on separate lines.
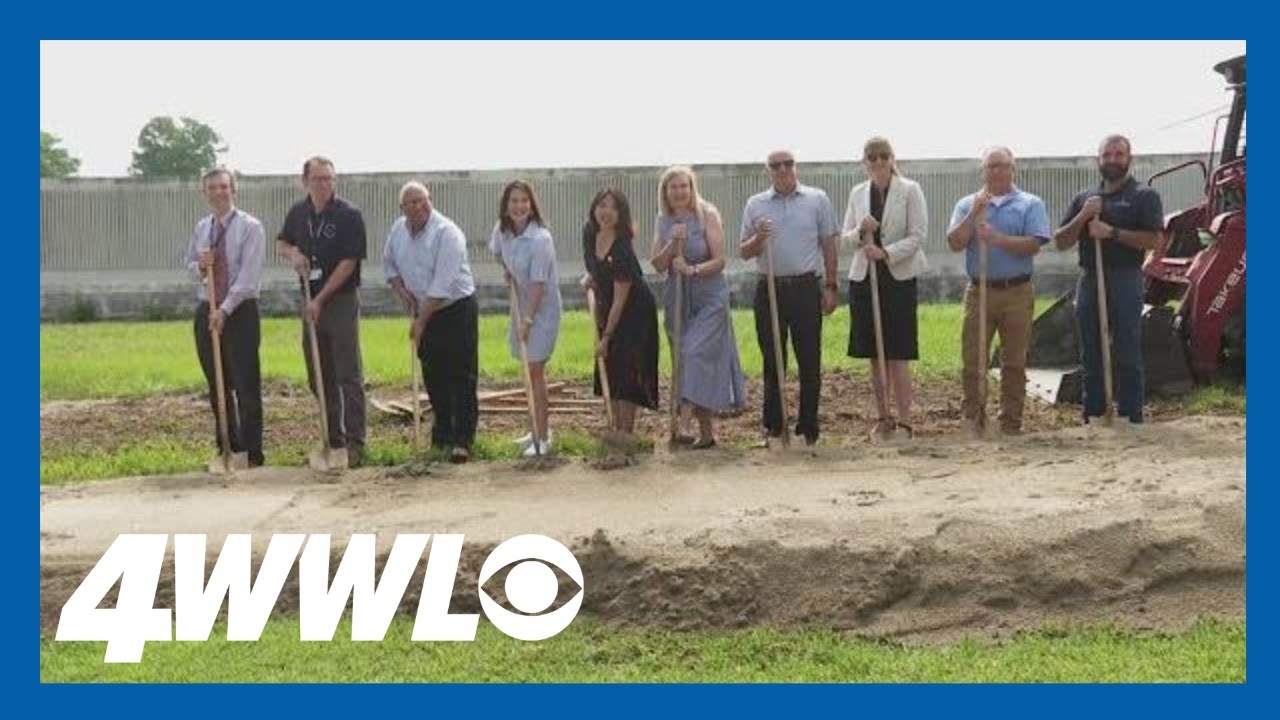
top-left (865, 152), bottom-right (891, 162)
top-left (767, 159), bottom-right (795, 170)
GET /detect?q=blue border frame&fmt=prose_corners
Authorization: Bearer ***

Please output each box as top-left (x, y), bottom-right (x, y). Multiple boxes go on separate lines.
top-left (19, 2), bottom-right (1263, 716)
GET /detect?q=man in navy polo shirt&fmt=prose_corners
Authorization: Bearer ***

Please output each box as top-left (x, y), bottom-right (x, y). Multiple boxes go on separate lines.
top-left (1055, 135), bottom-right (1164, 423)
top-left (947, 147), bottom-right (1051, 435)
top-left (276, 156), bottom-right (369, 466)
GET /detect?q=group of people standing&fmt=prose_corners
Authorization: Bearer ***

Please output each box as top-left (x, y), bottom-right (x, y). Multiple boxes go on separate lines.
top-left (187, 134), bottom-right (1162, 470)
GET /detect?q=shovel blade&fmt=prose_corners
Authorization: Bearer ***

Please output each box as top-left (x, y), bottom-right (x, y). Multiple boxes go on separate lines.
top-left (308, 446), bottom-right (349, 472)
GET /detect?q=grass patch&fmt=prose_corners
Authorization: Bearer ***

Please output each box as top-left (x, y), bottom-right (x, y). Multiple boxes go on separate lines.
top-left (39, 430), bottom-right (614, 486)
top-left (40, 302), bottom-right (1056, 401)
top-left (41, 616), bottom-right (1244, 683)
top-left (1183, 383), bottom-right (1246, 415)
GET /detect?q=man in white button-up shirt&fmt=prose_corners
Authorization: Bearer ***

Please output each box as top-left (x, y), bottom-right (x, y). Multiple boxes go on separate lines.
top-left (384, 181), bottom-right (478, 463)
top-left (186, 167), bottom-right (266, 467)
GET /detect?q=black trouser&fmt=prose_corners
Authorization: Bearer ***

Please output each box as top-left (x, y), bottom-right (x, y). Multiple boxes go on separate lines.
top-left (194, 299), bottom-right (264, 464)
top-left (419, 295), bottom-right (479, 449)
top-left (753, 274), bottom-right (823, 441)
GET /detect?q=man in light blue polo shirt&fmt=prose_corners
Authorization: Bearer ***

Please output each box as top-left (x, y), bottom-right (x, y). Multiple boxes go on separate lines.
top-left (739, 149), bottom-right (840, 446)
top-left (384, 181), bottom-right (478, 463)
top-left (946, 147), bottom-right (1051, 435)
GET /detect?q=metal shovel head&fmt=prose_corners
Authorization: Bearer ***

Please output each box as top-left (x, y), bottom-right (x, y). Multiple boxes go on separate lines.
top-left (600, 429), bottom-right (638, 454)
top-left (308, 446), bottom-right (349, 472)
top-left (207, 452), bottom-right (250, 475)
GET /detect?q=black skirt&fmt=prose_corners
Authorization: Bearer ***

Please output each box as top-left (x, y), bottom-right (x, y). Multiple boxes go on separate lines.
top-left (847, 267), bottom-right (919, 361)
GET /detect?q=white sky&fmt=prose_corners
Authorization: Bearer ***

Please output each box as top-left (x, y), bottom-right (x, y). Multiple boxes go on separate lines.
top-left (40, 40), bottom-right (1245, 177)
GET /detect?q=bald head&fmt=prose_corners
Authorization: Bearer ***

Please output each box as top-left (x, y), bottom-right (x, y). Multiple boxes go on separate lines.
top-left (981, 146), bottom-right (1016, 195)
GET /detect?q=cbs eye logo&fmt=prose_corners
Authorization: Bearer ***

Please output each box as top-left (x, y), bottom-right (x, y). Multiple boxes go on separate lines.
top-left (478, 534), bottom-right (584, 640)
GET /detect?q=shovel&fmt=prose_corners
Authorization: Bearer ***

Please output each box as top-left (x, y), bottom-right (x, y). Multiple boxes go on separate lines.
top-left (302, 278), bottom-right (348, 471)
top-left (410, 319), bottom-right (422, 457)
top-left (762, 220), bottom-right (791, 449)
top-left (506, 268), bottom-right (543, 458)
top-left (975, 223), bottom-right (990, 437)
top-left (204, 270), bottom-right (248, 475)
top-left (668, 230), bottom-right (687, 450)
top-left (1092, 219), bottom-right (1116, 425)
top-left (864, 239), bottom-right (897, 443)
top-left (587, 285), bottom-right (635, 454)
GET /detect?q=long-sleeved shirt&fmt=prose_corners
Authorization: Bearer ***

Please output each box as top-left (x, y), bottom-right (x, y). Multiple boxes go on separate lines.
top-left (185, 207), bottom-right (265, 316)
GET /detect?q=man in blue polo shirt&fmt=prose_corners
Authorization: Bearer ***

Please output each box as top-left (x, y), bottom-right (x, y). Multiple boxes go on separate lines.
top-left (947, 147), bottom-right (1051, 435)
top-left (276, 156), bottom-right (369, 467)
top-left (1054, 134), bottom-right (1163, 424)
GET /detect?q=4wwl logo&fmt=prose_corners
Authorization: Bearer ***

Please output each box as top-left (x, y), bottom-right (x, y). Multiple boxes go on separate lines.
top-left (55, 533), bottom-right (584, 663)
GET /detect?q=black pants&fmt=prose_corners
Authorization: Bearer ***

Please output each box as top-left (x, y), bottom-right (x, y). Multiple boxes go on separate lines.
top-left (194, 300), bottom-right (264, 464)
top-left (753, 275), bottom-right (823, 441)
top-left (419, 295), bottom-right (479, 449)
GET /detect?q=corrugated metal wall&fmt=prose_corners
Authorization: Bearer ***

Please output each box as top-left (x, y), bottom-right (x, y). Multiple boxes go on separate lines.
top-left (40, 153), bottom-right (1207, 276)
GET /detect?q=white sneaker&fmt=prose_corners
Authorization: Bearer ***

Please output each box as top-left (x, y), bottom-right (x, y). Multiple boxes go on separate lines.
top-left (522, 438), bottom-right (554, 458)
top-left (514, 430), bottom-right (552, 451)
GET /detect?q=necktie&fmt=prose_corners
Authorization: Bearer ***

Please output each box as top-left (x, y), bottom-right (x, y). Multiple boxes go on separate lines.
top-left (211, 217), bottom-right (231, 304)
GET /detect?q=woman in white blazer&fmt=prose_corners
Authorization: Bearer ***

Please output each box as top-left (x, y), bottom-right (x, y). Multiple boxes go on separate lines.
top-left (842, 136), bottom-right (928, 440)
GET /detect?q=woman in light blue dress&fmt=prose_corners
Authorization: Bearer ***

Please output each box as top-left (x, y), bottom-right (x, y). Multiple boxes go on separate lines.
top-left (489, 180), bottom-right (562, 457)
top-left (651, 166), bottom-right (746, 449)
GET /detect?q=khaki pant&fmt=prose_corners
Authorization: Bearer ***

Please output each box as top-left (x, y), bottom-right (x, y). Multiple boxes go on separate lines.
top-left (961, 281), bottom-right (1034, 430)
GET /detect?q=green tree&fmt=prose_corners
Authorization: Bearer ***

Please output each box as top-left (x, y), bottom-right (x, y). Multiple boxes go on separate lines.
top-left (40, 131), bottom-right (80, 178)
top-left (128, 116), bottom-right (228, 180)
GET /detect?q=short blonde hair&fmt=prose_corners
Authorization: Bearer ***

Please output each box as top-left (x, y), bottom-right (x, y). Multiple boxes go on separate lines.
top-left (862, 136), bottom-right (899, 176)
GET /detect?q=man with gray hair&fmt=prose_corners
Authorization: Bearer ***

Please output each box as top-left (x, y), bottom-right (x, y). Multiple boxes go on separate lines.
top-left (946, 147), bottom-right (1051, 435)
top-left (384, 181), bottom-right (479, 463)
top-left (187, 167), bottom-right (266, 467)
top-left (739, 149), bottom-right (840, 447)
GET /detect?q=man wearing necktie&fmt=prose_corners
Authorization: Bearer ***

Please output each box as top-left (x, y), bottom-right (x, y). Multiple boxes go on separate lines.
top-left (187, 167), bottom-right (266, 467)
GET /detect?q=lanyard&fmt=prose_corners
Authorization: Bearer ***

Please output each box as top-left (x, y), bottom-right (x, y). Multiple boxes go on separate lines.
top-left (306, 205), bottom-right (330, 262)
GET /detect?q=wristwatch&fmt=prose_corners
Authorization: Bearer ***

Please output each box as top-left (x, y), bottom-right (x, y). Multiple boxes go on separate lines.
top-left (1109, 226), bottom-right (1121, 242)
top-left (691, 264), bottom-right (700, 277)
top-left (824, 280), bottom-right (838, 291)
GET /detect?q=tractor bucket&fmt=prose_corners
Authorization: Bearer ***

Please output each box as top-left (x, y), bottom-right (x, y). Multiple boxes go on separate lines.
top-left (1021, 289), bottom-right (1196, 406)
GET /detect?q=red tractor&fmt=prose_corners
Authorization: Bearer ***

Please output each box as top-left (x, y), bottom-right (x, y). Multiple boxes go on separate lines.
top-left (1024, 54), bottom-right (1246, 404)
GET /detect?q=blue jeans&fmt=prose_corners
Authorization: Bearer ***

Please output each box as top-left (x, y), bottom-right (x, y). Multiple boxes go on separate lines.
top-left (1075, 267), bottom-right (1144, 422)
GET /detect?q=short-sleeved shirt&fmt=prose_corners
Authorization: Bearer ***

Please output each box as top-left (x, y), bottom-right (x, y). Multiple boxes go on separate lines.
top-left (489, 221), bottom-right (562, 362)
top-left (738, 183), bottom-right (838, 277)
top-left (1060, 176), bottom-right (1164, 270)
top-left (277, 194), bottom-right (367, 296)
top-left (382, 210), bottom-right (475, 305)
top-left (948, 187), bottom-right (1051, 280)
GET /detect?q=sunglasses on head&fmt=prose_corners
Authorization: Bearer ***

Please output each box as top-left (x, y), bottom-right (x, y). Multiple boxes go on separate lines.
top-left (768, 159), bottom-right (795, 170)
top-left (865, 152), bottom-right (891, 162)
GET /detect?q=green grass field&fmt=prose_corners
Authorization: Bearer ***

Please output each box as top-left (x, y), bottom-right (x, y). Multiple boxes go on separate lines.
top-left (39, 302), bottom-right (1244, 485)
top-left (41, 304), bottom-right (1030, 400)
top-left (41, 616), bottom-right (1243, 683)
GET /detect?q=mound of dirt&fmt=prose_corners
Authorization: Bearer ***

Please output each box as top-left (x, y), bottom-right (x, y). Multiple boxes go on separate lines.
top-left (40, 416), bottom-right (1245, 641)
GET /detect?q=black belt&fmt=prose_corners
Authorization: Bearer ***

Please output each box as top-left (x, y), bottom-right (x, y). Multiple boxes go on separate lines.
top-left (970, 274), bottom-right (1031, 290)
top-left (759, 272), bottom-right (818, 287)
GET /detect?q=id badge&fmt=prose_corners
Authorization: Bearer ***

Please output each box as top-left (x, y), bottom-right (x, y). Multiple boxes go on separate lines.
top-left (309, 268), bottom-right (323, 281)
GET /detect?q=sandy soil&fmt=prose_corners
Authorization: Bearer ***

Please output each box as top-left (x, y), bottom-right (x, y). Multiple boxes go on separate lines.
top-left (40, 415), bottom-right (1245, 642)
